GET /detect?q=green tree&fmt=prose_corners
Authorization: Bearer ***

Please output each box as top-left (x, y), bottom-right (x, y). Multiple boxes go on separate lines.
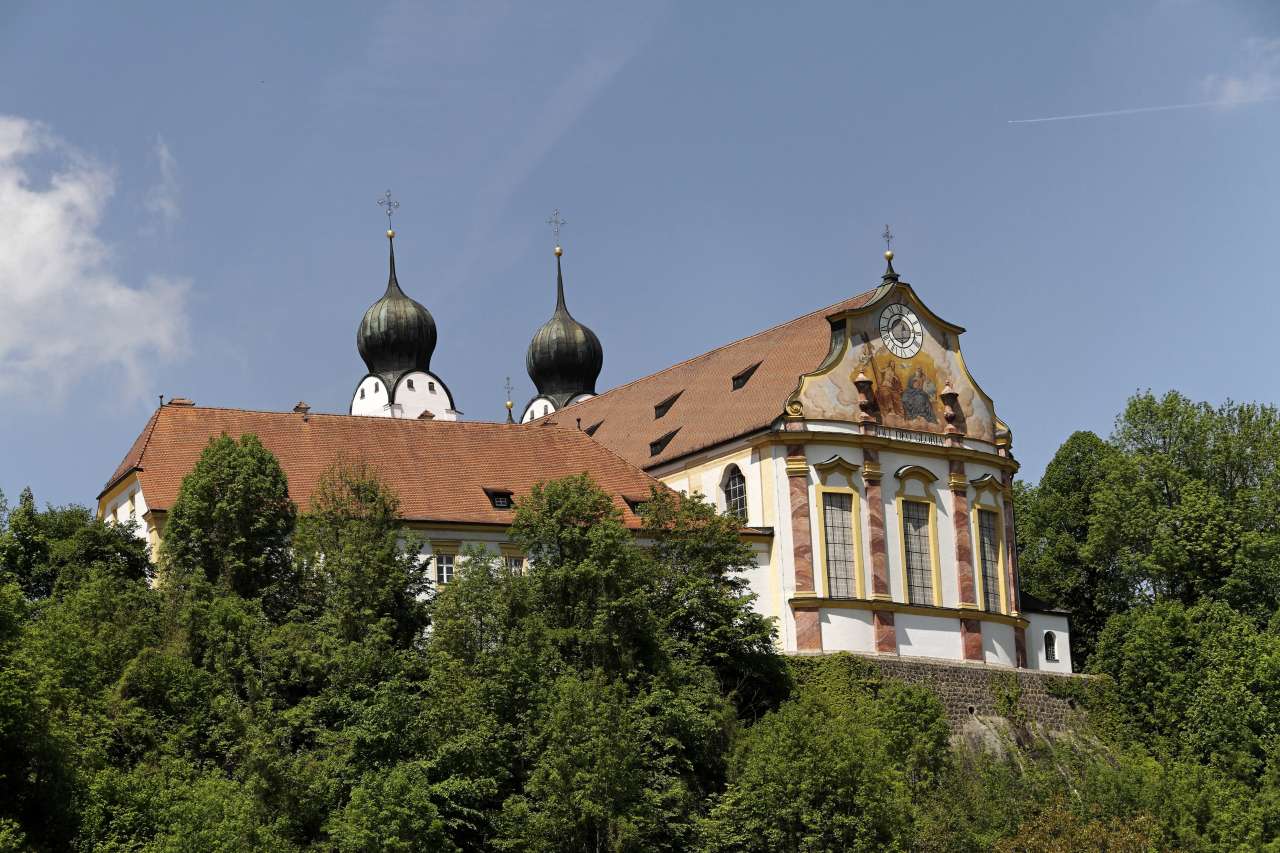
top-left (0, 488), bottom-right (53, 598)
top-left (1016, 431), bottom-right (1123, 669)
top-left (698, 656), bottom-right (925, 852)
top-left (160, 434), bottom-right (296, 613)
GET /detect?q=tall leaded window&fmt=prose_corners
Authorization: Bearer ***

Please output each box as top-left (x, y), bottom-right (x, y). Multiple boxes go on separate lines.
top-left (823, 492), bottom-right (857, 598)
top-left (978, 509), bottom-right (1002, 612)
top-left (1044, 631), bottom-right (1058, 662)
top-left (723, 466), bottom-right (747, 521)
top-left (902, 500), bottom-right (934, 605)
top-left (435, 553), bottom-right (455, 585)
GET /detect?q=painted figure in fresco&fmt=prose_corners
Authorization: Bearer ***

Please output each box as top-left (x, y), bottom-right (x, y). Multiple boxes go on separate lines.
top-left (902, 366), bottom-right (937, 424)
top-left (878, 362), bottom-right (904, 416)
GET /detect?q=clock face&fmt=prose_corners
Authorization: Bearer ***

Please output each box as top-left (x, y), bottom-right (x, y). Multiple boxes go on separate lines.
top-left (879, 303), bottom-right (924, 358)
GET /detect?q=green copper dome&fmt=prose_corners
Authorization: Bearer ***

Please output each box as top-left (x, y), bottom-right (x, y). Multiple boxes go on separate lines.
top-left (357, 235), bottom-right (437, 387)
top-left (526, 251), bottom-right (602, 407)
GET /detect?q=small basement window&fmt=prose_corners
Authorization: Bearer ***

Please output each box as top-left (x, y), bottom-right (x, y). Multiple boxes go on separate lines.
top-left (584, 420), bottom-right (603, 437)
top-left (732, 361), bottom-right (762, 391)
top-left (654, 391), bottom-right (682, 419)
top-left (1044, 631), bottom-right (1058, 663)
top-left (649, 428), bottom-right (680, 457)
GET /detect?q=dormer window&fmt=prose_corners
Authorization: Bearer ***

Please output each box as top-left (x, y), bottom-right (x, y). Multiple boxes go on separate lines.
top-left (654, 391), bottom-right (682, 419)
top-left (484, 488), bottom-right (514, 510)
top-left (649, 428), bottom-right (679, 457)
top-left (584, 420), bottom-right (603, 437)
top-left (732, 361), bottom-right (761, 391)
top-left (622, 495), bottom-right (648, 514)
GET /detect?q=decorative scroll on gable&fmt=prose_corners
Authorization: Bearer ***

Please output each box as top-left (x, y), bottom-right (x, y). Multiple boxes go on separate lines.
top-left (787, 283), bottom-right (998, 445)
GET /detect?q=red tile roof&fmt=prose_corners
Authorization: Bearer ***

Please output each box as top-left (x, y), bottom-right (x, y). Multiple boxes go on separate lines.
top-left (542, 288), bottom-right (882, 469)
top-left (103, 406), bottom-right (667, 528)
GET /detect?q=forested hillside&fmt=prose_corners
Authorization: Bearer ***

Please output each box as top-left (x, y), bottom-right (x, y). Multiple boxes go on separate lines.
top-left (2, 390), bottom-right (1279, 851)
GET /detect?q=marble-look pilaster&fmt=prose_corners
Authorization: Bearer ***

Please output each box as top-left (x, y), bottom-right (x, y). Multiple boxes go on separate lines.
top-left (863, 449), bottom-right (891, 600)
top-left (874, 609), bottom-right (897, 654)
top-left (786, 447), bottom-right (822, 651)
top-left (960, 617), bottom-right (983, 661)
top-left (949, 461), bottom-right (978, 608)
top-left (1001, 471), bottom-right (1021, 615)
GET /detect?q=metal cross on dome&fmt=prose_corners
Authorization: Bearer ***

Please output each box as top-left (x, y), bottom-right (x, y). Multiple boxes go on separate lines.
top-left (378, 190), bottom-right (400, 228)
top-left (546, 209), bottom-right (566, 244)
top-left (882, 224), bottom-right (894, 251)
top-left (504, 376), bottom-right (513, 401)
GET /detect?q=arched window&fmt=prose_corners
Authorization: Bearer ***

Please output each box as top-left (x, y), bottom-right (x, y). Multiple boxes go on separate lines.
top-left (723, 465), bottom-right (747, 521)
top-left (1044, 631), bottom-right (1058, 663)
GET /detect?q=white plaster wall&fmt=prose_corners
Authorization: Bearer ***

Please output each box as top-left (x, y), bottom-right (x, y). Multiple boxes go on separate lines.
top-left (819, 608), bottom-right (875, 653)
top-left (982, 622), bottom-right (1017, 667)
top-left (740, 542), bottom-right (773, 622)
top-left (772, 443), bottom-right (798, 651)
top-left (394, 371), bottom-right (457, 421)
top-left (896, 612), bottom-right (963, 660)
top-left (1027, 613), bottom-right (1072, 673)
top-left (521, 396), bottom-right (556, 423)
top-left (351, 375), bottom-right (389, 416)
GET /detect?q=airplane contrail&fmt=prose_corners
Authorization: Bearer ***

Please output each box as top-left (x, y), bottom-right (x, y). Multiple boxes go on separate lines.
top-left (1009, 94), bottom-right (1280, 124)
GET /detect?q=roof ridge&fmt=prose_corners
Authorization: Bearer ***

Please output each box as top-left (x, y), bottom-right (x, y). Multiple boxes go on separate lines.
top-left (158, 404), bottom-right (546, 431)
top-left (548, 286), bottom-right (880, 415)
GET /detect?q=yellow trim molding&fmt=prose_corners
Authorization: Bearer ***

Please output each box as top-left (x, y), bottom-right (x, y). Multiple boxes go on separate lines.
top-left (970, 488), bottom-right (1009, 615)
top-left (789, 595), bottom-right (1029, 629)
top-left (814, 478), bottom-right (867, 600)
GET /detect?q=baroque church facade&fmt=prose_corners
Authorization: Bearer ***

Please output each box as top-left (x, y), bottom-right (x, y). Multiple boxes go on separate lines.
top-left (98, 224), bottom-right (1071, 673)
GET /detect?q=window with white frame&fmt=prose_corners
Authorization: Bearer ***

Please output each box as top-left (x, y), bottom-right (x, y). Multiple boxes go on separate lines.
top-left (435, 553), bottom-right (455, 585)
top-left (505, 555), bottom-right (525, 575)
top-left (823, 492), bottom-right (857, 598)
top-left (978, 509), bottom-right (1002, 612)
top-left (1045, 631), bottom-right (1058, 662)
top-left (723, 465), bottom-right (747, 521)
top-left (902, 500), bottom-right (934, 605)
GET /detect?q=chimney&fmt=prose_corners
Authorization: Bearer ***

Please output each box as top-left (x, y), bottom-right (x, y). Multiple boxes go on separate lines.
top-left (167, 397), bottom-right (195, 407)
top-left (293, 401), bottom-right (311, 414)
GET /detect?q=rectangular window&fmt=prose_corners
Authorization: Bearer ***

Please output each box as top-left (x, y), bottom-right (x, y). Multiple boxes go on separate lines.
top-left (978, 509), bottom-right (1002, 612)
top-left (505, 555), bottom-right (524, 575)
top-left (435, 553), bottom-right (455, 585)
top-left (823, 492), bottom-right (857, 598)
top-left (902, 501), bottom-right (934, 605)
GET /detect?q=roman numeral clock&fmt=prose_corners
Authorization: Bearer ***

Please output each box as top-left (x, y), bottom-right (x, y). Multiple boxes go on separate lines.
top-left (879, 303), bottom-right (924, 358)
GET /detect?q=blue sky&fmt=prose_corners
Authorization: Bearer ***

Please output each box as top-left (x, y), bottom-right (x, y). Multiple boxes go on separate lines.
top-left (2, 1), bottom-right (1278, 507)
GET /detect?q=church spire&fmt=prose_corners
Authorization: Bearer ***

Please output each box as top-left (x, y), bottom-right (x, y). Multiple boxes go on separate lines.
top-left (525, 212), bottom-right (603, 409)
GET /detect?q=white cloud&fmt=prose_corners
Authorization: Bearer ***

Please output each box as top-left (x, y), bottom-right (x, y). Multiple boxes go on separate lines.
top-left (0, 116), bottom-right (189, 404)
top-left (1202, 37), bottom-right (1280, 106)
top-left (144, 135), bottom-right (180, 231)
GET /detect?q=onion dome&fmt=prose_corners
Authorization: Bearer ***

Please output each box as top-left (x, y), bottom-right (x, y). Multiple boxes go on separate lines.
top-left (526, 247), bottom-right (603, 407)
top-left (357, 231), bottom-right (437, 387)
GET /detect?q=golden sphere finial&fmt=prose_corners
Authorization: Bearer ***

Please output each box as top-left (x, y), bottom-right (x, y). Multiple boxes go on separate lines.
top-left (884, 249), bottom-right (894, 261)
top-left (505, 399), bottom-right (514, 410)
top-left (387, 229), bottom-right (396, 239)
top-left (554, 245), bottom-right (563, 257)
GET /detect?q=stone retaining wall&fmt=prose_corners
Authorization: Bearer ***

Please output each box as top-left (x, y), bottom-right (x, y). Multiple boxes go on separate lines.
top-left (852, 653), bottom-right (1096, 731)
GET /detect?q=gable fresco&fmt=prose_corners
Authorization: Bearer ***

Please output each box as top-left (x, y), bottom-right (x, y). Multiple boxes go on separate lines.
top-left (789, 287), bottom-right (997, 444)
